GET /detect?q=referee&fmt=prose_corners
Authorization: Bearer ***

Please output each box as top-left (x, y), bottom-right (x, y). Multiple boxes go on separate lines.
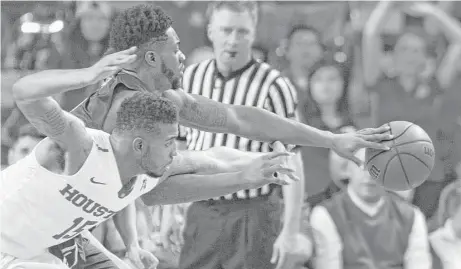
top-left (178, 2), bottom-right (305, 269)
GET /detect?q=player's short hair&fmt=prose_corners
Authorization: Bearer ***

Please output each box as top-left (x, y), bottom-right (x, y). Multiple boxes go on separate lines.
top-left (207, 1), bottom-right (258, 24)
top-left (114, 92), bottom-right (178, 134)
top-left (109, 4), bottom-right (173, 52)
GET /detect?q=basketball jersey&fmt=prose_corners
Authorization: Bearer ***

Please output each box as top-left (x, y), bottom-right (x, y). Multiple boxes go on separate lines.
top-left (0, 128), bottom-right (160, 259)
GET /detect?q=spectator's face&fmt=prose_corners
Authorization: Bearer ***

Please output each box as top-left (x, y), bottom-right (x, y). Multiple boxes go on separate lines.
top-left (286, 30), bottom-right (323, 69)
top-left (152, 27), bottom-right (186, 90)
top-left (348, 149), bottom-right (384, 203)
top-left (8, 135), bottom-right (41, 165)
top-left (80, 12), bottom-right (110, 42)
top-left (208, 8), bottom-right (256, 69)
top-left (393, 33), bottom-right (427, 76)
top-left (310, 66), bottom-right (344, 107)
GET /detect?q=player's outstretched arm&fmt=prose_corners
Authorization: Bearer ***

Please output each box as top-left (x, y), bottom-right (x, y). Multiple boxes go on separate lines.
top-left (141, 151), bottom-right (298, 205)
top-left (163, 90), bottom-right (393, 165)
top-left (12, 47), bottom-right (137, 152)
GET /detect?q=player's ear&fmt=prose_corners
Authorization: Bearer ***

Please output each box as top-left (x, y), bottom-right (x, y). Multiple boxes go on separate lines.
top-left (144, 51), bottom-right (160, 69)
top-left (132, 137), bottom-right (145, 155)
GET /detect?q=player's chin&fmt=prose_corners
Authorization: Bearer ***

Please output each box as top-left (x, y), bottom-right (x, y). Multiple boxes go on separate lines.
top-left (146, 170), bottom-right (163, 178)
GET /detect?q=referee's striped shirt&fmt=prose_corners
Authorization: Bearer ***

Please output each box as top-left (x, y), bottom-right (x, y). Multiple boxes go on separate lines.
top-left (182, 58), bottom-right (298, 200)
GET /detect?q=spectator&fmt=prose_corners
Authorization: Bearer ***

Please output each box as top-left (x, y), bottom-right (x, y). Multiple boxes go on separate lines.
top-left (57, 1), bottom-right (114, 111)
top-left (310, 149), bottom-right (432, 269)
top-left (6, 124), bottom-right (62, 173)
top-left (429, 180), bottom-right (461, 269)
top-left (283, 25), bottom-right (324, 91)
top-left (363, 1), bottom-right (461, 219)
top-left (297, 58), bottom-right (356, 202)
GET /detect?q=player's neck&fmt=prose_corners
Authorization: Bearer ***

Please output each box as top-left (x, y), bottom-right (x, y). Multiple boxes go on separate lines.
top-left (130, 67), bottom-right (159, 92)
top-left (109, 135), bottom-right (139, 185)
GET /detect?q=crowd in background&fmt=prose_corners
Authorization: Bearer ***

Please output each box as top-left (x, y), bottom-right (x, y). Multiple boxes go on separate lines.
top-left (1, 1), bottom-right (460, 269)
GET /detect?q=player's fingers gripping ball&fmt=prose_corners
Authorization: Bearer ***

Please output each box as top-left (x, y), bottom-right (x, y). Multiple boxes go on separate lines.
top-left (365, 121), bottom-right (435, 191)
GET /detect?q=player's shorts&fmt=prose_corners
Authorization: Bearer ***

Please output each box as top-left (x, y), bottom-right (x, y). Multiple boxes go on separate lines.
top-left (0, 251), bottom-right (70, 269)
top-left (49, 231), bottom-right (130, 269)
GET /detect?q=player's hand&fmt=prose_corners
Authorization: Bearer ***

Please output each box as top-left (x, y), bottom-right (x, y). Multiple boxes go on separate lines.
top-left (125, 245), bottom-right (159, 269)
top-left (243, 145), bottom-right (300, 187)
top-left (87, 46), bottom-right (138, 83)
top-left (331, 125), bottom-right (393, 166)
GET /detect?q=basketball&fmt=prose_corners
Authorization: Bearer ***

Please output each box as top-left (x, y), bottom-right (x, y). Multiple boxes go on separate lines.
top-left (365, 121), bottom-right (435, 191)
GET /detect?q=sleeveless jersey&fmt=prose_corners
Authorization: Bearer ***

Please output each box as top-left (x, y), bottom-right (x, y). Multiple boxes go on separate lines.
top-left (0, 128), bottom-right (160, 259)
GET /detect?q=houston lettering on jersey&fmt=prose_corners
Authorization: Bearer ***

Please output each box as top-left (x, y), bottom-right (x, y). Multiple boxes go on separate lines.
top-left (59, 184), bottom-right (116, 219)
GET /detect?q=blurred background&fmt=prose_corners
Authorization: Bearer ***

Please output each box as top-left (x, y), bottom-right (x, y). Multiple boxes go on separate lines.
top-left (1, 1), bottom-right (460, 269)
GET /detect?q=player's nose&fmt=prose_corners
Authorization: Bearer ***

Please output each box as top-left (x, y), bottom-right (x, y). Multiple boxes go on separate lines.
top-left (178, 50), bottom-right (186, 64)
top-left (170, 144), bottom-right (178, 158)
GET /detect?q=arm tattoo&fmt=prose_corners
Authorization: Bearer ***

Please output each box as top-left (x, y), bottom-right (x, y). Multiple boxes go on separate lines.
top-left (180, 99), bottom-right (228, 128)
top-left (29, 106), bottom-right (67, 138)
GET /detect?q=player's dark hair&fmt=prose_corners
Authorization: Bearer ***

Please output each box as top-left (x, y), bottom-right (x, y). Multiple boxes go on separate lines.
top-left (114, 92), bottom-right (178, 134)
top-left (109, 4), bottom-right (173, 52)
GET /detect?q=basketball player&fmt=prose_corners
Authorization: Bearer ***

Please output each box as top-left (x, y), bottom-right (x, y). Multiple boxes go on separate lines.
top-left (0, 47), bottom-right (299, 269)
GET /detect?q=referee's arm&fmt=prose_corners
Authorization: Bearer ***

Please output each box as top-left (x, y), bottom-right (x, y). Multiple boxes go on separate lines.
top-left (265, 79), bottom-right (304, 245)
top-left (162, 88), bottom-right (335, 148)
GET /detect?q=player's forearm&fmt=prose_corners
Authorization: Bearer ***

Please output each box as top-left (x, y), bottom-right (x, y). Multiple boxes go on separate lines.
top-left (170, 148), bottom-right (265, 176)
top-left (282, 153), bottom-right (304, 233)
top-left (171, 90), bottom-right (334, 147)
top-left (113, 203), bottom-right (140, 249)
top-left (12, 68), bottom-right (96, 102)
top-left (232, 106), bottom-right (334, 147)
top-left (142, 171), bottom-right (256, 205)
